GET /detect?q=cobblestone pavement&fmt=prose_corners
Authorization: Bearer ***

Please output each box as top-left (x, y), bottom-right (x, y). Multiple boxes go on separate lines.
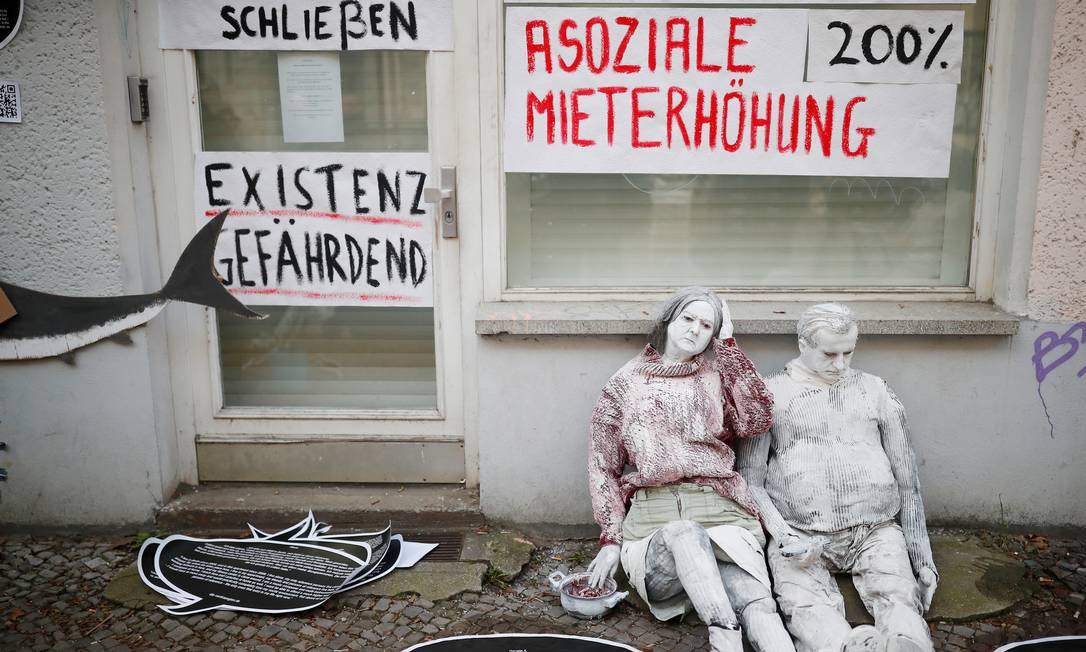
top-left (1, 529), bottom-right (1084, 651)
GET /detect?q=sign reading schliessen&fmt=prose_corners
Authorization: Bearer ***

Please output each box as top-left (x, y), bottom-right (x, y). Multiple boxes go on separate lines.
top-left (159, 0), bottom-right (453, 51)
top-left (195, 152), bottom-right (434, 307)
top-left (503, 7), bottom-right (965, 178)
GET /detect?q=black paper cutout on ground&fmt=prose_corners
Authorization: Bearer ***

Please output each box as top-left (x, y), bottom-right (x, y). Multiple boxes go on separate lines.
top-left (994, 638), bottom-right (1086, 652)
top-left (0, 210), bottom-right (264, 362)
top-left (0, 0), bottom-right (24, 50)
top-left (137, 512), bottom-right (432, 616)
top-left (402, 634), bottom-right (641, 652)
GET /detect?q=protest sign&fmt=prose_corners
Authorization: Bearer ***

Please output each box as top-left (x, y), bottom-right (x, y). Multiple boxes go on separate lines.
top-left (504, 1), bottom-right (972, 4)
top-left (138, 513), bottom-right (435, 616)
top-left (807, 10), bottom-right (965, 84)
top-left (195, 152), bottom-right (433, 307)
top-left (159, 0), bottom-right (453, 51)
top-left (503, 6), bottom-right (960, 178)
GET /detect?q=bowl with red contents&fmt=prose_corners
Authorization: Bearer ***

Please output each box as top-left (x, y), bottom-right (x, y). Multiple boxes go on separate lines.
top-left (547, 571), bottom-right (628, 619)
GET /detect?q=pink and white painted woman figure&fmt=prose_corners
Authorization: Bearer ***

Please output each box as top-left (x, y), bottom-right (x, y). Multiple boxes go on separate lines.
top-left (586, 287), bottom-right (795, 652)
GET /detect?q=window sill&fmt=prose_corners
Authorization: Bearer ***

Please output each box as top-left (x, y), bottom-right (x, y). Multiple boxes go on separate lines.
top-left (476, 301), bottom-right (1020, 336)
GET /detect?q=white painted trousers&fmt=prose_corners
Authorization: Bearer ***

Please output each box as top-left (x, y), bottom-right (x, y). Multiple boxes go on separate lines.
top-left (768, 522), bottom-right (933, 652)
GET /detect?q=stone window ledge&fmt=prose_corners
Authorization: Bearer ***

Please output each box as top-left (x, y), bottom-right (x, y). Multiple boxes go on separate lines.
top-left (476, 301), bottom-right (1020, 336)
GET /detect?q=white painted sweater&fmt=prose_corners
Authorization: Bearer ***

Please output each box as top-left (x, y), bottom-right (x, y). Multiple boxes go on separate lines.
top-left (737, 360), bottom-right (936, 575)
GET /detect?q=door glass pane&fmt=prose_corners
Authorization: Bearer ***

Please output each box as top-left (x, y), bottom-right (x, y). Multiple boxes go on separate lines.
top-left (505, 1), bottom-right (988, 289)
top-left (196, 50), bottom-right (436, 410)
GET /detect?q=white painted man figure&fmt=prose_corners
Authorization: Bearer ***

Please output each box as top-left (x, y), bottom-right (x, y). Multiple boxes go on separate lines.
top-left (737, 303), bottom-right (938, 652)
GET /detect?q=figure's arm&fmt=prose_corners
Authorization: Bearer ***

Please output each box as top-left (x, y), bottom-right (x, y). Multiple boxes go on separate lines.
top-left (717, 338), bottom-right (774, 441)
top-left (588, 386), bottom-right (629, 548)
top-left (877, 379), bottom-right (937, 578)
top-left (735, 422), bottom-right (801, 544)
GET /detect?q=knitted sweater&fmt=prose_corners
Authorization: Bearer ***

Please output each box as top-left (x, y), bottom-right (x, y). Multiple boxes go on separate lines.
top-left (588, 338), bottom-right (774, 547)
top-left (736, 360), bottom-right (937, 575)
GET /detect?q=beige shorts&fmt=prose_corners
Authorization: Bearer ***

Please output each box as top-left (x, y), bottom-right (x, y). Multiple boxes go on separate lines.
top-left (620, 483), bottom-right (770, 621)
top-left (622, 483), bottom-right (765, 549)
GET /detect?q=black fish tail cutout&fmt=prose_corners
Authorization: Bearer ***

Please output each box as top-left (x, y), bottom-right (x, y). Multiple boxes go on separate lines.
top-left (162, 211), bottom-right (265, 319)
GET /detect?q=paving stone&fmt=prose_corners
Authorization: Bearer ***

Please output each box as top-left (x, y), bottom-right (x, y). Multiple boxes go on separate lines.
top-left (166, 625), bottom-right (194, 642)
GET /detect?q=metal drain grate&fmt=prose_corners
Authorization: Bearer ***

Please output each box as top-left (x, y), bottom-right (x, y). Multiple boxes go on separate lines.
top-left (406, 531), bottom-right (464, 562)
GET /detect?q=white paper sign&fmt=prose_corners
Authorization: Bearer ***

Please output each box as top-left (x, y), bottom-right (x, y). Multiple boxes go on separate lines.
top-left (807, 11), bottom-right (965, 84)
top-left (159, 0), bottom-right (453, 51)
top-left (507, 1), bottom-right (973, 4)
top-left (278, 53), bottom-right (345, 143)
top-left (0, 80), bottom-right (21, 123)
top-left (195, 152), bottom-right (433, 307)
top-left (504, 7), bottom-right (959, 178)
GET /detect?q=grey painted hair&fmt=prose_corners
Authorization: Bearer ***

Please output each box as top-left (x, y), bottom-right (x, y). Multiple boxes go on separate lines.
top-left (797, 303), bottom-right (858, 346)
top-left (648, 287), bottom-right (724, 353)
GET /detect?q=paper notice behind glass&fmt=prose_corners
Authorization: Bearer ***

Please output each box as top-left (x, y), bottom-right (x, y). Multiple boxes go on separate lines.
top-left (278, 53), bottom-right (344, 143)
top-left (807, 10), bottom-right (965, 84)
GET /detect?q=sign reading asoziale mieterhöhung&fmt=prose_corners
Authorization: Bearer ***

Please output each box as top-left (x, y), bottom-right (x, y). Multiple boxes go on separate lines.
top-left (503, 7), bottom-right (965, 178)
top-left (195, 152), bottom-right (434, 308)
top-left (159, 0), bottom-right (453, 51)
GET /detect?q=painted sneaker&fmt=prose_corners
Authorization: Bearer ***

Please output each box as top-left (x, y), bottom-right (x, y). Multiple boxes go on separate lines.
top-left (843, 625), bottom-right (887, 652)
top-left (885, 634), bottom-right (931, 652)
top-left (708, 624), bottom-right (744, 652)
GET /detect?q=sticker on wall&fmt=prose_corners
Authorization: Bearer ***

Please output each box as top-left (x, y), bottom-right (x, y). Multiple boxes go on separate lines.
top-left (0, 0), bottom-right (23, 50)
top-left (277, 52), bottom-right (345, 143)
top-left (159, 0), bottom-right (454, 51)
top-left (0, 211), bottom-right (264, 363)
top-left (194, 151), bottom-right (434, 307)
top-left (137, 512), bottom-right (437, 616)
top-left (502, 6), bottom-right (960, 178)
top-left (402, 634), bottom-right (642, 652)
top-left (0, 80), bottom-right (22, 123)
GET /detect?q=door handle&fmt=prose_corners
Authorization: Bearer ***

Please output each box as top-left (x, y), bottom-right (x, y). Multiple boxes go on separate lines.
top-left (423, 166), bottom-right (457, 239)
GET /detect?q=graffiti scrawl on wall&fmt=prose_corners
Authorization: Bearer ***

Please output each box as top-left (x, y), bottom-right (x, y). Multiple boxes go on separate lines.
top-left (1031, 322), bottom-right (1086, 437)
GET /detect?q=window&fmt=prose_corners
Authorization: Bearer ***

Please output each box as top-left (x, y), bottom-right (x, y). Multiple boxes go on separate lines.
top-left (503, 1), bottom-right (990, 290)
top-left (196, 50), bottom-right (437, 410)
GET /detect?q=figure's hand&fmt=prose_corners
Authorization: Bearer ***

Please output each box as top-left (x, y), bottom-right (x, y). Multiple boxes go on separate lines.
top-left (779, 534), bottom-right (823, 567)
top-left (720, 299), bottom-right (734, 340)
top-left (587, 544), bottom-right (621, 589)
top-left (917, 567), bottom-right (938, 612)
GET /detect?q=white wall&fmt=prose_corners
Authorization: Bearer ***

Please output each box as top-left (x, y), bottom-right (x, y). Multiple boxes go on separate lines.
top-left (1029, 0), bottom-right (1086, 322)
top-left (0, 1), bottom-right (174, 528)
top-left (478, 327), bottom-right (1086, 530)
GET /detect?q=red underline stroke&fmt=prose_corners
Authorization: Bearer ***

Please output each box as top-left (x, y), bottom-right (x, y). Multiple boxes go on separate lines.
top-left (228, 287), bottom-right (424, 304)
top-left (206, 209), bottom-right (424, 229)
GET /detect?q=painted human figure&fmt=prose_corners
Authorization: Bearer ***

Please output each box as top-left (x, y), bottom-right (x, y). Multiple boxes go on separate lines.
top-left (586, 287), bottom-right (795, 652)
top-left (737, 303), bottom-right (938, 652)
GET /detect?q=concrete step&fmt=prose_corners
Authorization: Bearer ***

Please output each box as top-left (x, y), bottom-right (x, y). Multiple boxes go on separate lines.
top-left (156, 483), bottom-right (484, 535)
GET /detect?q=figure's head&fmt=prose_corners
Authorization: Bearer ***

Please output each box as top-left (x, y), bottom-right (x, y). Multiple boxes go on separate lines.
top-left (648, 287), bottom-right (724, 361)
top-left (796, 303), bottom-right (858, 383)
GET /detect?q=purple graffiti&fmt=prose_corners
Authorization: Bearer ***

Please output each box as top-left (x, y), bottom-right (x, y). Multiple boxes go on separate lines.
top-left (1032, 322), bottom-right (1086, 383)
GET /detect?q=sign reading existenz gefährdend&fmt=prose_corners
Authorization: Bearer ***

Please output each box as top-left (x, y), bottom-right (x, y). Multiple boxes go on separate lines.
top-left (196, 152), bottom-right (433, 307)
top-left (503, 7), bottom-right (964, 178)
top-left (159, 0), bottom-right (452, 51)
